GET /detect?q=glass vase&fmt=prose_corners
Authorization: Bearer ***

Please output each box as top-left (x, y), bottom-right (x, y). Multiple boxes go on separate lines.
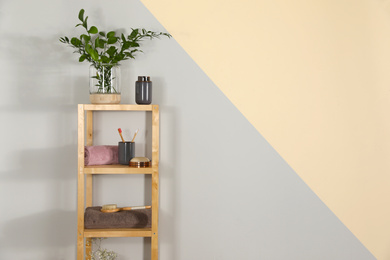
top-left (89, 64), bottom-right (121, 104)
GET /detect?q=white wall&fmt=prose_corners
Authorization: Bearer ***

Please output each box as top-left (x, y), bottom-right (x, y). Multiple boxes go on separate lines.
top-left (0, 0), bottom-right (375, 259)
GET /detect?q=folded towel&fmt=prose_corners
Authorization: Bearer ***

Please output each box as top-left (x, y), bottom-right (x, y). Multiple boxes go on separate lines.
top-left (84, 206), bottom-right (151, 229)
top-left (85, 145), bottom-right (118, 166)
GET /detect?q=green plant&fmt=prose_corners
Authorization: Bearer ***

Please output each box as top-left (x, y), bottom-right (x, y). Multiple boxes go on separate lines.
top-left (59, 9), bottom-right (171, 93)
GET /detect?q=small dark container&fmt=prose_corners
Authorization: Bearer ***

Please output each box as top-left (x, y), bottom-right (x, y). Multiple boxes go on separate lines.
top-left (135, 76), bottom-right (152, 104)
top-left (118, 142), bottom-right (135, 165)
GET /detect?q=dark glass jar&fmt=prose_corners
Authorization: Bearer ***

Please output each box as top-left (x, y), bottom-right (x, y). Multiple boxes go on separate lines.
top-left (135, 76), bottom-right (152, 104)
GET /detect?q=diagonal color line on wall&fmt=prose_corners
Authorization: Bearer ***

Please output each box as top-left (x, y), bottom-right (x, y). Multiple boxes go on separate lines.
top-left (141, 0), bottom-right (390, 259)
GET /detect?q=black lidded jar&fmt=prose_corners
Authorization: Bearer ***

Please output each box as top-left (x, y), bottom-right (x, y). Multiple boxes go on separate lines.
top-left (135, 76), bottom-right (152, 104)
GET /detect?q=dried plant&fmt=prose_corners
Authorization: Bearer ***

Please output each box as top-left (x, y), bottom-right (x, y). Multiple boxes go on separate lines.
top-left (89, 238), bottom-right (118, 260)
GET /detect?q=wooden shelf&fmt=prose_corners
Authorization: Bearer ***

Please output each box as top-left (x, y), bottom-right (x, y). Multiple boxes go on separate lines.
top-left (82, 104), bottom-right (155, 111)
top-left (84, 228), bottom-right (152, 238)
top-left (77, 104), bottom-right (160, 260)
top-left (84, 165), bottom-right (155, 174)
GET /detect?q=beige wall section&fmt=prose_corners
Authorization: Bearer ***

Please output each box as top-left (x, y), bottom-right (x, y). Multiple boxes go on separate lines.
top-left (141, 0), bottom-right (390, 259)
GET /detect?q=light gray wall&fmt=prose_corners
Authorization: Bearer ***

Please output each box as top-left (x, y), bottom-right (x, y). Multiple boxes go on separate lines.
top-left (0, 0), bottom-right (375, 259)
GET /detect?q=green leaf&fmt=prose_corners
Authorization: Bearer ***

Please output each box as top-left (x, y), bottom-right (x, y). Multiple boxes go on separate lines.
top-left (59, 37), bottom-right (70, 44)
top-left (90, 49), bottom-right (99, 61)
top-left (94, 38), bottom-right (106, 49)
top-left (107, 37), bottom-right (117, 44)
top-left (81, 34), bottom-right (91, 43)
top-left (101, 56), bottom-right (110, 63)
top-left (129, 42), bottom-right (140, 47)
top-left (88, 26), bottom-right (98, 34)
top-left (78, 9), bottom-right (85, 21)
top-left (106, 46), bottom-right (117, 57)
top-left (129, 29), bottom-right (138, 39)
top-left (95, 37), bottom-right (100, 48)
top-left (83, 16), bottom-right (88, 29)
top-left (99, 31), bottom-right (105, 37)
top-left (85, 43), bottom-right (92, 54)
top-left (99, 39), bottom-right (106, 47)
top-left (117, 53), bottom-right (125, 61)
top-left (70, 37), bottom-right (81, 46)
top-left (122, 41), bottom-right (131, 50)
top-left (79, 54), bottom-right (87, 62)
top-left (107, 31), bottom-right (116, 38)
top-left (124, 51), bottom-right (134, 59)
top-left (121, 33), bottom-right (126, 42)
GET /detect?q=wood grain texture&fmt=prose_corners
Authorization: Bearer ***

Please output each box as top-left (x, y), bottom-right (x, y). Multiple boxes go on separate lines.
top-left (85, 238), bottom-right (92, 260)
top-left (84, 165), bottom-right (155, 174)
top-left (77, 104), bottom-right (85, 260)
top-left (89, 94), bottom-right (121, 104)
top-left (86, 110), bottom-right (93, 208)
top-left (84, 228), bottom-right (152, 238)
top-left (151, 105), bottom-right (159, 260)
top-left (83, 104), bottom-right (153, 111)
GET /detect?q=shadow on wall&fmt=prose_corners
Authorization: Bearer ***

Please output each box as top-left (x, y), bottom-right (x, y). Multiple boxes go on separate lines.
top-left (0, 145), bottom-right (76, 180)
top-left (0, 33), bottom-right (86, 179)
top-left (0, 33), bottom-right (89, 105)
top-left (0, 26), bottom-right (179, 258)
top-left (0, 31), bottom-right (85, 258)
top-left (0, 210), bottom-right (76, 248)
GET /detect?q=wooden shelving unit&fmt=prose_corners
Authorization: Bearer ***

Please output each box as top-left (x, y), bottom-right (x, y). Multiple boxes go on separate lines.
top-left (77, 104), bottom-right (159, 260)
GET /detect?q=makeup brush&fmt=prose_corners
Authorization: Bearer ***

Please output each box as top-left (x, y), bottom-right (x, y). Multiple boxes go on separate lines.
top-left (118, 128), bottom-right (125, 142)
top-left (131, 129), bottom-right (139, 142)
top-left (101, 204), bottom-right (151, 213)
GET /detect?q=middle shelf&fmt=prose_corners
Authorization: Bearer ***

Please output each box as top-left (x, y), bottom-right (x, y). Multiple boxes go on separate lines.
top-left (84, 165), bottom-right (155, 174)
top-left (84, 228), bottom-right (152, 238)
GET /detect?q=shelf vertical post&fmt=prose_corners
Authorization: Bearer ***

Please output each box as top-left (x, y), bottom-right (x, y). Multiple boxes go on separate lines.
top-left (151, 105), bottom-right (159, 260)
top-left (77, 105), bottom-right (85, 260)
top-left (85, 109), bottom-right (93, 259)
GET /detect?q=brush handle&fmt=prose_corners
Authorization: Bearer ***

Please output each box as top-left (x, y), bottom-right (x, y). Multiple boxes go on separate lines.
top-left (101, 205), bottom-right (151, 213)
top-left (131, 129), bottom-right (139, 142)
top-left (121, 206), bottom-right (151, 211)
top-left (118, 128), bottom-right (126, 142)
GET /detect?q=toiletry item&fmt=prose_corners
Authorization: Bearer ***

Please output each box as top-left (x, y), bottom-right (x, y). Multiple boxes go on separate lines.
top-left (101, 204), bottom-right (152, 213)
top-left (131, 129), bottom-right (139, 142)
top-left (130, 157), bottom-right (151, 168)
top-left (118, 141), bottom-right (135, 165)
top-left (118, 128), bottom-right (126, 142)
top-left (135, 76), bottom-right (152, 104)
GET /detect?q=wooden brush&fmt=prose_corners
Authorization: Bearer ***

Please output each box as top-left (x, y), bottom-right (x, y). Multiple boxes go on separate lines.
top-left (101, 204), bottom-right (117, 210)
top-left (118, 128), bottom-right (125, 142)
top-left (131, 129), bottom-right (139, 142)
top-left (101, 204), bottom-right (151, 213)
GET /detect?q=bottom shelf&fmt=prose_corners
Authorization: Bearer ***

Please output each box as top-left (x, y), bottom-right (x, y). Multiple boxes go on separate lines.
top-left (84, 228), bottom-right (152, 238)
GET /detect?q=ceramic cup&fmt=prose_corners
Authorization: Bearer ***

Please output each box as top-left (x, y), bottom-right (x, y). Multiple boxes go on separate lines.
top-left (118, 142), bottom-right (135, 165)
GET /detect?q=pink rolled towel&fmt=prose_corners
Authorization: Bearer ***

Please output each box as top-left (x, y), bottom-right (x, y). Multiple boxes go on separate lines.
top-left (85, 145), bottom-right (118, 166)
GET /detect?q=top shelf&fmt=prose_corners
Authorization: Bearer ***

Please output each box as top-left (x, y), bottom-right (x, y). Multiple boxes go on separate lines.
top-left (81, 104), bottom-right (157, 111)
